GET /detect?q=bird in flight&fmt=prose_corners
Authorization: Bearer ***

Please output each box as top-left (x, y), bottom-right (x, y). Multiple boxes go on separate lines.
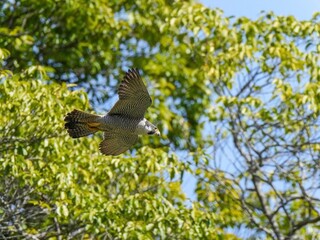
top-left (64, 68), bottom-right (160, 156)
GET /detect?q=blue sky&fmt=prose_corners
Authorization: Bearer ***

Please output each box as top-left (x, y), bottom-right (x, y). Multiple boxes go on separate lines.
top-left (181, 2), bottom-right (320, 237)
top-left (181, 0), bottom-right (320, 202)
top-left (201, 0), bottom-right (320, 20)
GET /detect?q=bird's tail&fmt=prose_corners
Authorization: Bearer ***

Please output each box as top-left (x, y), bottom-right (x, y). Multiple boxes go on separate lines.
top-left (64, 109), bottom-right (102, 138)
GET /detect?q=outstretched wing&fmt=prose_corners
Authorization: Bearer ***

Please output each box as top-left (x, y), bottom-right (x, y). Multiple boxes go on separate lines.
top-left (99, 131), bottom-right (139, 156)
top-left (108, 68), bottom-right (152, 119)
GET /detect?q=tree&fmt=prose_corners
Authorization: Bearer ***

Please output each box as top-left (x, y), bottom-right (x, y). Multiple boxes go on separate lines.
top-left (1, 68), bottom-right (238, 239)
top-left (1, 0), bottom-right (320, 239)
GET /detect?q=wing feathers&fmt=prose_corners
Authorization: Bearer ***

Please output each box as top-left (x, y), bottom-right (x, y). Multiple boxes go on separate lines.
top-left (109, 68), bottom-right (152, 119)
top-left (118, 69), bottom-right (146, 99)
top-left (99, 132), bottom-right (138, 156)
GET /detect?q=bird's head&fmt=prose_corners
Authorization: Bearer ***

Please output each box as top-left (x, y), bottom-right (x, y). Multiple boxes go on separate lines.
top-left (148, 127), bottom-right (160, 136)
top-left (145, 120), bottom-right (160, 136)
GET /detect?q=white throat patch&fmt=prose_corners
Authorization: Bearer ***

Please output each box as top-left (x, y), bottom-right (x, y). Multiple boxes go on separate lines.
top-left (135, 118), bottom-right (151, 135)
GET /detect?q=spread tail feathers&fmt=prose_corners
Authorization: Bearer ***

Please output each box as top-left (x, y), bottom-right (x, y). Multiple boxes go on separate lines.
top-left (64, 109), bottom-right (101, 138)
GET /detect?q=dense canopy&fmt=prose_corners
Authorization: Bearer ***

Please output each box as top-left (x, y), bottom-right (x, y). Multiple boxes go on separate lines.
top-left (1, 0), bottom-right (320, 239)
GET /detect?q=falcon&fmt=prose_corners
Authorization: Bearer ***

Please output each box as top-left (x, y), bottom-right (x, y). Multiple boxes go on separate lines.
top-left (64, 68), bottom-right (160, 156)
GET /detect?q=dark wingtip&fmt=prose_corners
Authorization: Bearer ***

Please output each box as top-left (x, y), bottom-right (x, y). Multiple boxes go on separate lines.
top-left (127, 68), bottom-right (140, 77)
top-left (122, 68), bottom-right (142, 85)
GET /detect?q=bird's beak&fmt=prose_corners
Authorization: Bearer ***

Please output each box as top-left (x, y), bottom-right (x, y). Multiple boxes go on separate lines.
top-left (155, 129), bottom-right (161, 136)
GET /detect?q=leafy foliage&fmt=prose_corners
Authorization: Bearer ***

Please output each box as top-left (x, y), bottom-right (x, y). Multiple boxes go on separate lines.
top-left (0, 73), bottom-right (233, 239)
top-left (1, 0), bottom-right (320, 239)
